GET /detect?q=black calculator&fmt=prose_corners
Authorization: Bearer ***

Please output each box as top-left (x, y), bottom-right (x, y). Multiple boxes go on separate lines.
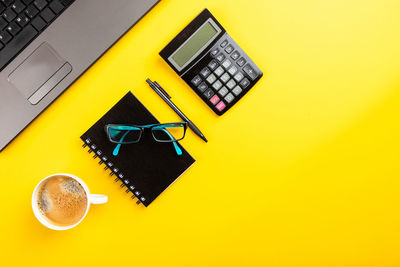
top-left (160, 9), bottom-right (263, 116)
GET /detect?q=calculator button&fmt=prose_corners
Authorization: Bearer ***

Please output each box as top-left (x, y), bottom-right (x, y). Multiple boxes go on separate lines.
top-left (226, 79), bottom-right (236, 90)
top-left (191, 75), bottom-right (202, 86)
top-left (214, 66), bottom-right (224, 77)
top-left (234, 72), bottom-right (244, 82)
top-left (237, 57), bottom-right (246, 67)
top-left (216, 53), bottom-right (225, 63)
top-left (220, 39), bottom-right (228, 48)
top-left (239, 77), bottom-right (250, 89)
top-left (200, 67), bottom-right (211, 78)
top-left (208, 60), bottom-right (219, 71)
top-left (210, 47), bottom-right (219, 57)
top-left (231, 51), bottom-right (240, 60)
top-left (197, 82), bottom-right (208, 93)
top-left (213, 80), bottom-right (223, 91)
top-left (210, 95), bottom-right (220, 105)
top-left (203, 88), bottom-right (214, 99)
top-left (225, 44), bottom-right (234, 54)
top-left (220, 72), bottom-right (230, 83)
top-left (216, 101), bottom-right (226, 111)
top-left (232, 86), bottom-right (243, 96)
top-left (243, 64), bottom-right (258, 81)
top-left (206, 73), bottom-right (217, 84)
top-left (224, 93), bottom-right (235, 103)
top-left (228, 66), bottom-right (238, 76)
top-left (218, 87), bottom-right (229, 97)
top-left (222, 59), bottom-right (232, 69)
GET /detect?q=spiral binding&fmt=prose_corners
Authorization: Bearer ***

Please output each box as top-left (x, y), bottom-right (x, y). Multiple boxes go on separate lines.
top-left (82, 138), bottom-right (147, 205)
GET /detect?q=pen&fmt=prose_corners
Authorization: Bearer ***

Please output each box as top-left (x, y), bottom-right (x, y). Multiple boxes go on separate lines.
top-left (146, 79), bottom-right (208, 143)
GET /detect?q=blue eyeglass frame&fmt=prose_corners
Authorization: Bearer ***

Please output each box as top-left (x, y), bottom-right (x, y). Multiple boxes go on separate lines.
top-left (104, 122), bottom-right (187, 156)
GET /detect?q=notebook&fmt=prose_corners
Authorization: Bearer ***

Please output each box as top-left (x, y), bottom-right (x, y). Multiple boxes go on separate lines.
top-left (80, 92), bottom-right (195, 207)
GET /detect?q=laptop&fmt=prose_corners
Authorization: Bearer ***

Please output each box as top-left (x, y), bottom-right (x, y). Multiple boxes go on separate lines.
top-left (0, 0), bottom-right (159, 151)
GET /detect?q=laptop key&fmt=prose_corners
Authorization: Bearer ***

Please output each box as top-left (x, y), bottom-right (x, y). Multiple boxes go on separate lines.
top-left (3, 7), bottom-right (16, 22)
top-left (0, 30), bottom-right (12, 43)
top-left (12, 0), bottom-right (26, 13)
top-left (31, 15), bottom-right (46, 31)
top-left (40, 7), bottom-right (55, 23)
top-left (0, 25), bottom-right (38, 70)
top-left (25, 4), bottom-right (39, 18)
top-left (49, 0), bottom-right (64, 14)
top-left (33, 0), bottom-right (47, 10)
top-left (16, 14), bottom-right (30, 27)
top-left (6, 22), bottom-right (21, 36)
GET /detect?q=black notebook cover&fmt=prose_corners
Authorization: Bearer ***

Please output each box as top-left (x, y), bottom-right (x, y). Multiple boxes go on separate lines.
top-left (80, 92), bottom-right (195, 206)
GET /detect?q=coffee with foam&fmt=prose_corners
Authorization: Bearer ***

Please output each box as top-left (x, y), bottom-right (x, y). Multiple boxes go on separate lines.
top-left (36, 175), bottom-right (88, 226)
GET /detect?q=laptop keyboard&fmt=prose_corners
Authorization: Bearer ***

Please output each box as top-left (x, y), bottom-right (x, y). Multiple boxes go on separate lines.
top-left (0, 0), bottom-right (75, 71)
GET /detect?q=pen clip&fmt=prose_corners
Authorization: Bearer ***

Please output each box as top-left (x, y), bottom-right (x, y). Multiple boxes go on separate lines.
top-left (154, 81), bottom-right (171, 99)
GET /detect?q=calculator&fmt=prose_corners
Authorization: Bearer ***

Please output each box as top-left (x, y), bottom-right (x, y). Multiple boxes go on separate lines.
top-left (160, 9), bottom-right (263, 116)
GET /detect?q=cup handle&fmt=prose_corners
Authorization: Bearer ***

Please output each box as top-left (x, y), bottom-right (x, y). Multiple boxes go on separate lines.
top-left (89, 194), bottom-right (108, 204)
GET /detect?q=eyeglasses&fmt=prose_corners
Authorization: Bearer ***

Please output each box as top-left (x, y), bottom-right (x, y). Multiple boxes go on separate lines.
top-left (104, 122), bottom-right (187, 156)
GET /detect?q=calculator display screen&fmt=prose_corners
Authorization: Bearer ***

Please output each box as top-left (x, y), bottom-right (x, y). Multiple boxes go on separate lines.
top-left (171, 21), bottom-right (219, 70)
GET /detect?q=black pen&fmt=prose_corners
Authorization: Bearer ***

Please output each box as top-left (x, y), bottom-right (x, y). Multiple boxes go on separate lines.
top-left (146, 79), bottom-right (208, 143)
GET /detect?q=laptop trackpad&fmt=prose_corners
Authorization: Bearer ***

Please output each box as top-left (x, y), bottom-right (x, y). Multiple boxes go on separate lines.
top-left (8, 42), bottom-right (72, 105)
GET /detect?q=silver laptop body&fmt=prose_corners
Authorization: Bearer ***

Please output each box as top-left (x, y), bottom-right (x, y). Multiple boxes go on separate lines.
top-left (0, 0), bottom-right (159, 151)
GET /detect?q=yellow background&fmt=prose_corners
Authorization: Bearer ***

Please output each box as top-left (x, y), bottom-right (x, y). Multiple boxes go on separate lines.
top-left (1, 0), bottom-right (400, 266)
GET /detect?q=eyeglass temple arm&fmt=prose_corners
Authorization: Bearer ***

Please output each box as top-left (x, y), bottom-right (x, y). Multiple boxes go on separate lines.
top-left (112, 131), bottom-right (131, 156)
top-left (161, 129), bottom-right (182, 156)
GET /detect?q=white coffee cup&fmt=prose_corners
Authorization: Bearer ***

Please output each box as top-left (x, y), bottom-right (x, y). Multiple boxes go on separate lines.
top-left (32, 173), bottom-right (108, 230)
